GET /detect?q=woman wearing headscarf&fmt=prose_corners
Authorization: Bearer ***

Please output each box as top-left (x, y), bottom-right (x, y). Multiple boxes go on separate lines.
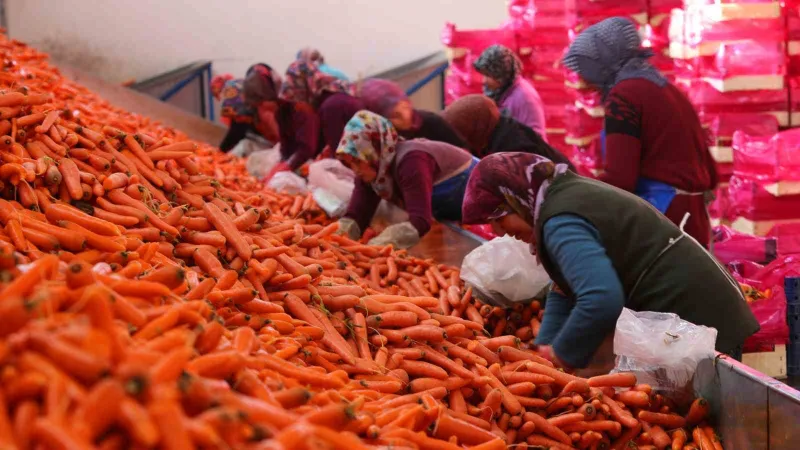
top-left (296, 47), bottom-right (350, 81)
top-left (442, 94), bottom-right (572, 168)
top-left (473, 45), bottom-right (547, 139)
top-left (220, 64), bottom-right (281, 152)
top-left (563, 17), bottom-right (717, 248)
top-left (359, 79), bottom-right (465, 147)
top-left (258, 61), bottom-right (362, 179)
top-left (335, 111), bottom-right (478, 249)
top-left (461, 152), bottom-right (758, 369)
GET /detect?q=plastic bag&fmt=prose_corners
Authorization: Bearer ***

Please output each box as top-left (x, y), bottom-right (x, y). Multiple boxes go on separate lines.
top-left (232, 138), bottom-right (272, 159)
top-left (713, 225), bottom-right (777, 264)
top-left (460, 235), bottom-right (550, 308)
top-left (246, 145), bottom-right (281, 180)
top-left (307, 159), bottom-right (355, 217)
top-left (267, 171), bottom-right (307, 195)
top-left (613, 308), bottom-right (717, 405)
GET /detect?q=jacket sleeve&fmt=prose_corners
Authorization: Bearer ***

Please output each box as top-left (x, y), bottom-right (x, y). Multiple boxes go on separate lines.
top-left (283, 106), bottom-right (320, 171)
top-left (344, 179), bottom-right (382, 232)
top-left (395, 152), bottom-right (437, 237)
top-left (541, 214), bottom-right (625, 369)
top-left (599, 88), bottom-right (642, 192)
top-left (219, 122), bottom-right (250, 152)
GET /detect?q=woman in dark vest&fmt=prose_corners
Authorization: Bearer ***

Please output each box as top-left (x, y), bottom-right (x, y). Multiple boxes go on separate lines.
top-left (563, 17), bottom-right (717, 248)
top-left (441, 94), bottom-right (574, 170)
top-left (461, 153), bottom-right (758, 369)
top-left (219, 64), bottom-right (282, 152)
top-left (336, 111), bottom-right (478, 249)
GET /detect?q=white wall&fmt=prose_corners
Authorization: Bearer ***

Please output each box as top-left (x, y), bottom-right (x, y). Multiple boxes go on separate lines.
top-left (7, 0), bottom-right (506, 83)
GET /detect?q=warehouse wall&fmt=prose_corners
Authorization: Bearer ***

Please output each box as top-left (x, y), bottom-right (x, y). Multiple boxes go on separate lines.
top-left (6, 0), bottom-right (506, 83)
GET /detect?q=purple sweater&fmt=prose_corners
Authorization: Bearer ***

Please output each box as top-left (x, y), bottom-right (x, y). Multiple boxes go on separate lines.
top-left (345, 140), bottom-right (472, 236)
top-left (499, 78), bottom-right (548, 140)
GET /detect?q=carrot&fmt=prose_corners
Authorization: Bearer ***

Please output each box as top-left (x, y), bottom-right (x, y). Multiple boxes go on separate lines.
top-left (58, 158), bottom-right (83, 200)
top-left (692, 427), bottom-right (715, 450)
top-left (45, 203), bottom-right (120, 236)
top-left (148, 400), bottom-right (193, 450)
top-left (685, 397), bottom-right (709, 425)
top-left (522, 411), bottom-right (572, 445)
top-left (32, 418), bottom-right (91, 450)
top-left (431, 413), bottom-right (498, 445)
top-left (637, 411), bottom-right (685, 430)
top-left (102, 173), bottom-right (129, 191)
top-left (588, 372), bottom-right (637, 388)
top-left (118, 398), bottom-right (160, 447)
top-left (73, 379), bottom-right (126, 441)
top-left (203, 202), bottom-right (252, 260)
top-left (671, 428), bottom-right (688, 450)
top-left (616, 390), bottom-right (651, 408)
top-left (400, 325), bottom-right (447, 342)
top-left (367, 311), bottom-right (419, 329)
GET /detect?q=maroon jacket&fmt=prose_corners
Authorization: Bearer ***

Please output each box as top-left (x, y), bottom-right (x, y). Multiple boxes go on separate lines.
top-left (600, 79), bottom-right (717, 247)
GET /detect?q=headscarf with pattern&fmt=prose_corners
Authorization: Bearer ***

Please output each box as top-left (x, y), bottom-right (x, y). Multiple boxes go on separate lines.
top-left (335, 110), bottom-right (400, 200)
top-left (473, 45), bottom-right (523, 103)
top-left (242, 63), bottom-right (281, 107)
top-left (297, 47), bottom-right (324, 64)
top-left (211, 73), bottom-right (234, 100)
top-left (359, 79), bottom-right (410, 118)
top-left (562, 17), bottom-right (666, 99)
top-left (462, 153), bottom-right (568, 230)
top-left (279, 61), bottom-right (352, 108)
top-left (441, 94), bottom-right (500, 156)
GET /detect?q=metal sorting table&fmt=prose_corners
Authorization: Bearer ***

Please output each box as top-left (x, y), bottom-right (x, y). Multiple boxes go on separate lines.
top-left (54, 63), bottom-right (800, 447)
top-left (413, 222), bottom-right (800, 448)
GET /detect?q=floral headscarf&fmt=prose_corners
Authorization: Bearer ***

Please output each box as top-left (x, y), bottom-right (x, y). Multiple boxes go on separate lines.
top-left (336, 110), bottom-right (400, 200)
top-left (211, 73), bottom-right (234, 100)
top-left (242, 63), bottom-right (281, 107)
top-left (562, 17), bottom-right (666, 99)
top-left (473, 45), bottom-right (523, 103)
top-left (280, 61), bottom-right (353, 108)
top-left (441, 94), bottom-right (500, 156)
top-left (462, 153), bottom-right (568, 229)
top-left (297, 47), bottom-right (324, 64)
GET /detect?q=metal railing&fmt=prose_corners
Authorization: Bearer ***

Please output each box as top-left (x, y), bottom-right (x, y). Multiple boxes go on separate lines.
top-left (129, 61), bottom-right (214, 121)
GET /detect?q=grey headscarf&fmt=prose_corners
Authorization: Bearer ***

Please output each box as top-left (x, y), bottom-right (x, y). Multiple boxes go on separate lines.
top-left (562, 17), bottom-right (666, 99)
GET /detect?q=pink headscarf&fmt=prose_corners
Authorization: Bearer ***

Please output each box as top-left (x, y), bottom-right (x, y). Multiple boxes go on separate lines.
top-left (359, 79), bottom-right (410, 118)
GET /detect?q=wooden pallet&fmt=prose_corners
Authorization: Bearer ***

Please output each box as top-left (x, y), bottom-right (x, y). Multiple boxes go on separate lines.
top-left (743, 345), bottom-right (787, 379)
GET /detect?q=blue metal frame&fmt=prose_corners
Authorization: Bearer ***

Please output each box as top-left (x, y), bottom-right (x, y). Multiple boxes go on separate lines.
top-left (405, 62), bottom-right (449, 102)
top-left (158, 62), bottom-right (214, 121)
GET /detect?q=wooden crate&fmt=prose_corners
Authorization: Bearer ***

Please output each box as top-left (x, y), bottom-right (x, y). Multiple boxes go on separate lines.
top-left (743, 345), bottom-right (787, 379)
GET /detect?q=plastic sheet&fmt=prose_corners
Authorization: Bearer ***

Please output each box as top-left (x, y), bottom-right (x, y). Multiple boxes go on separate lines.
top-left (728, 176), bottom-right (800, 221)
top-left (730, 256), bottom-right (795, 351)
top-left (713, 225), bottom-right (777, 264)
top-left (441, 23), bottom-right (516, 54)
top-left (460, 235), bottom-right (550, 308)
top-left (707, 113), bottom-right (779, 147)
top-left (565, 105), bottom-right (603, 142)
top-left (768, 223), bottom-right (800, 256)
top-left (685, 80), bottom-right (788, 117)
top-left (733, 129), bottom-right (800, 182)
top-left (613, 308), bottom-right (717, 405)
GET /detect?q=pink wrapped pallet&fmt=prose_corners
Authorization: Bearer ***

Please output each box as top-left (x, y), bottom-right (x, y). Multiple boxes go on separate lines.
top-left (441, 23), bottom-right (517, 55)
top-left (565, 104), bottom-right (603, 147)
top-left (728, 176), bottom-right (800, 222)
top-left (732, 129), bottom-right (800, 182)
top-left (565, 0), bottom-right (648, 28)
top-left (685, 80), bottom-right (789, 126)
top-left (706, 113), bottom-right (779, 164)
top-left (714, 225), bottom-right (777, 265)
top-left (503, 0), bottom-right (537, 31)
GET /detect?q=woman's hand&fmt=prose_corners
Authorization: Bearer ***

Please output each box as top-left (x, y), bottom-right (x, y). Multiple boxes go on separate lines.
top-left (262, 161), bottom-right (291, 183)
top-left (536, 345), bottom-right (571, 371)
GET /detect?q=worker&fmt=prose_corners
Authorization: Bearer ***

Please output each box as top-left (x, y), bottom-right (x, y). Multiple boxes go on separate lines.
top-left (358, 78), bottom-right (465, 147)
top-left (210, 73), bottom-right (234, 126)
top-left (461, 153), bottom-right (759, 370)
top-left (296, 47), bottom-right (350, 81)
top-left (563, 17), bottom-right (717, 248)
top-left (336, 111), bottom-right (478, 249)
top-left (441, 94), bottom-right (572, 169)
top-left (254, 60), bottom-right (360, 180)
top-left (473, 45), bottom-right (547, 139)
top-left (219, 63), bottom-right (282, 152)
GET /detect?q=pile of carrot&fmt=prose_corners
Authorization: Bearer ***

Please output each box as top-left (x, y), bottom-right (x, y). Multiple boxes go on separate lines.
top-left (0, 33), bottom-right (725, 450)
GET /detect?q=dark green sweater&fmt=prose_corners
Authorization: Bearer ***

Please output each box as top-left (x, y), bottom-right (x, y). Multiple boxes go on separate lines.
top-left (534, 172), bottom-right (759, 356)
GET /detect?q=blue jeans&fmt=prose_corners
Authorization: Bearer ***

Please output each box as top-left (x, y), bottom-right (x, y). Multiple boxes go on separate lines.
top-left (431, 157), bottom-right (479, 221)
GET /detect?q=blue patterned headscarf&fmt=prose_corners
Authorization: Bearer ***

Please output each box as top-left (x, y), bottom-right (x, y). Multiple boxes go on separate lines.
top-left (336, 110), bottom-right (400, 200)
top-left (473, 45), bottom-right (523, 103)
top-left (562, 17), bottom-right (666, 99)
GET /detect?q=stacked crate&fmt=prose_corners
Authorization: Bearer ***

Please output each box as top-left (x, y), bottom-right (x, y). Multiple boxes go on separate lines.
top-left (668, 0), bottom-right (789, 228)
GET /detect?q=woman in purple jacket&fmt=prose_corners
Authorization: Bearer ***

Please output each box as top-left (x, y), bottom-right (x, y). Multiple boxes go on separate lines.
top-left (474, 45), bottom-right (548, 140)
top-left (335, 111), bottom-right (478, 249)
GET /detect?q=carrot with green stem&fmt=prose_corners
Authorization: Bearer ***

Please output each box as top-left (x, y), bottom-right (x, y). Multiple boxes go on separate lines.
top-left (203, 202), bottom-right (251, 261)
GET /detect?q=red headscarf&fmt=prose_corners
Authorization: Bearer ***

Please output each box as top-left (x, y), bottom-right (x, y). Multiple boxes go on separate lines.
top-left (462, 153), bottom-right (566, 226)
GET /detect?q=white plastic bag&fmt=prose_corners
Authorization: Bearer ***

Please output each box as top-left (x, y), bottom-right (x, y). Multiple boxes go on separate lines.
top-left (460, 235), bottom-right (550, 308)
top-left (613, 308), bottom-right (717, 405)
top-left (245, 144), bottom-right (281, 180)
top-left (232, 138), bottom-right (271, 158)
top-left (307, 159), bottom-right (355, 217)
top-left (267, 171), bottom-right (307, 195)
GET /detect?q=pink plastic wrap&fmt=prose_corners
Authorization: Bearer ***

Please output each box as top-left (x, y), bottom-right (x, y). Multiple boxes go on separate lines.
top-left (728, 176), bottom-right (800, 221)
top-left (729, 256), bottom-right (794, 351)
top-left (686, 80), bottom-right (788, 117)
top-left (565, 105), bottom-right (603, 141)
top-left (707, 113), bottom-right (779, 147)
top-left (733, 129), bottom-right (800, 182)
top-left (565, 0), bottom-right (647, 23)
top-left (567, 138), bottom-right (603, 171)
top-left (713, 225), bottom-right (777, 264)
top-left (767, 223), bottom-right (800, 256)
top-left (441, 23), bottom-right (517, 54)
top-left (682, 12), bottom-right (785, 45)
top-left (717, 162), bottom-right (734, 184)
top-left (694, 41), bottom-right (786, 79)
top-left (708, 184), bottom-right (731, 220)
top-left (502, 0), bottom-right (537, 31)
top-left (465, 224), bottom-right (498, 241)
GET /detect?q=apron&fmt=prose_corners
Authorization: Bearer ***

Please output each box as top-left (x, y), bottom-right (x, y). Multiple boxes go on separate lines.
top-left (431, 157), bottom-right (479, 221)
